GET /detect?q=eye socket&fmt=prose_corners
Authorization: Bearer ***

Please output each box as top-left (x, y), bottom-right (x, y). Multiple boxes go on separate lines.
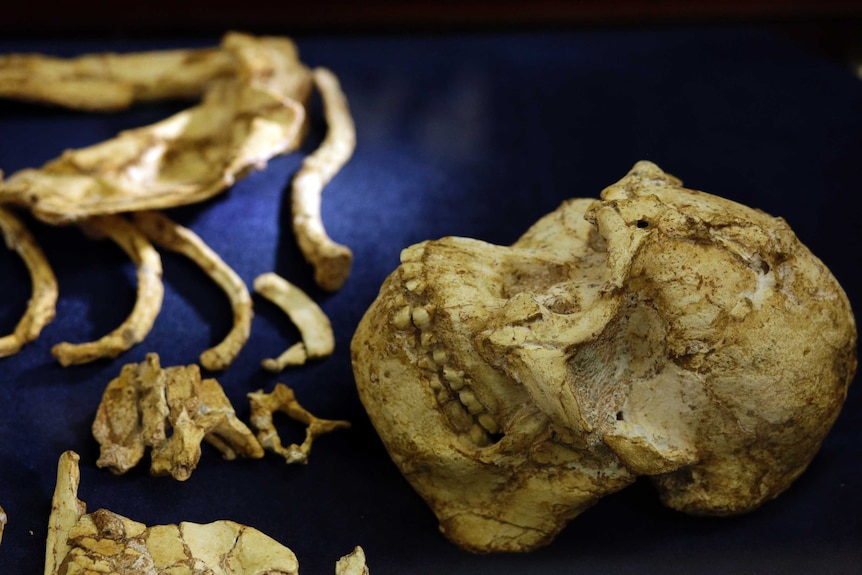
top-left (636, 219), bottom-right (649, 229)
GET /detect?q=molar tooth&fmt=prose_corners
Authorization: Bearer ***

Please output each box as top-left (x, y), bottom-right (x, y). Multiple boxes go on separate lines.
top-left (432, 348), bottom-right (448, 365)
top-left (411, 307), bottom-right (431, 330)
top-left (420, 332), bottom-right (436, 349)
top-left (405, 279), bottom-right (425, 293)
top-left (443, 367), bottom-right (465, 390)
top-left (400, 262), bottom-right (422, 279)
top-left (458, 389), bottom-right (484, 414)
top-left (442, 401), bottom-right (473, 431)
top-left (400, 244), bottom-right (425, 263)
top-left (417, 356), bottom-right (436, 370)
top-left (468, 424), bottom-right (491, 447)
top-left (392, 306), bottom-right (412, 330)
top-left (477, 413), bottom-right (500, 435)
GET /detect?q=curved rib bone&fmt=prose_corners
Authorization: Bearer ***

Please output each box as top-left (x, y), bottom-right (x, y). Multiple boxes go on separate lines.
top-left (0, 206), bottom-right (58, 357)
top-left (292, 67), bottom-right (356, 291)
top-left (134, 211), bottom-right (252, 371)
top-left (51, 215), bottom-right (163, 366)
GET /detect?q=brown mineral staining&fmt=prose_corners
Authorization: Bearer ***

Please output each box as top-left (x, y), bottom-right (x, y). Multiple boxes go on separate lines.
top-left (351, 161), bottom-right (856, 552)
top-left (93, 353), bottom-right (263, 480)
top-left (249, 383), bottom-right (351, 465)
top-left (45, 452), bottom-right (368, 574)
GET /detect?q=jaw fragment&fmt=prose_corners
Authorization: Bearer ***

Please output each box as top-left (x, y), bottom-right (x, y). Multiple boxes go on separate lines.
top-left (133, 211), bottom-right (253, 371)
top-left (0, 205), bottom-right (58, 357)
top-left (51, 215), bottom-right (163, 366)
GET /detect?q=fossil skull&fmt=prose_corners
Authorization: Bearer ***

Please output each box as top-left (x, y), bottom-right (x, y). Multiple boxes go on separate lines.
top-left (351, 161), bottom-right (857, 553)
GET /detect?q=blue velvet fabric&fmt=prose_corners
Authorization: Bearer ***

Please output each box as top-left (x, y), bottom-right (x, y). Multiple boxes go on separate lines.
top-left (0, 27), bottom-right (860, 574)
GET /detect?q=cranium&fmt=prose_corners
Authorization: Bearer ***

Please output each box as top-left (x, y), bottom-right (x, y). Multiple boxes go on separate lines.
top-left (351, 161), bottom-right (857, 553)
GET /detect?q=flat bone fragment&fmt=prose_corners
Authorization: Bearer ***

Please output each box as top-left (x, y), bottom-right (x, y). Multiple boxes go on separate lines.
top-left (0, 205), bottom-right (58, 357)
top-left (254, 271), bottom-right (334, 372)
top-left (46, 451), bottom-right (365, 575)
top-left (248, 383), bottom-right (350, 464)
top-left (134, 211), bottom-right (253, 371)
top-left (351, 161), bottom-right (857, 552)
top-left (292, 67), bottom-right (356, 291)
top-left (0, 46), bottom-right (233, 111)
top-left (93, 353), bottom-right (263, 480)
top-left (51, 215), bottom-right (164, 366)
top-left (0, 32), bottom-right (312, 224)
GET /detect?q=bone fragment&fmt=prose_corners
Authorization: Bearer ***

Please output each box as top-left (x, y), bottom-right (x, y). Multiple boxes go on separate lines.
top-left (45, 451), bottom-right (86, 575)
top-left (352, 161), bottom-right (857, 552)
top-left (0, 46), bottom-right (233, 111)
top-left (93, 353), bottom-right (263, 480)
top-left (51, 215), bottom-right (163, 366)
top-left (134, 211), bottom-right (252, 371)
top-left (248, 383), bottom-right (350, 464)
top-left (0, 205), bottom-right (58, 357)
top-left (0, 504), bottom-right (6, 546)
top-left (291, 67), bottom-right (356, 291)
top-left (254, 271), bottom-right (334, 371)
top-left (336, 546), bottom-right (371, 575)
top-left (0, 33), bottom-right (313, 224)
top-left (46, 451), bottom-right (365, 574)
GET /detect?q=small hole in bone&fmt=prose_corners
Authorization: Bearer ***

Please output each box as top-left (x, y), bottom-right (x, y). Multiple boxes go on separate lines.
top-left (759, 260), bottom-right (770, 274)
top-left (636, 219), bottom-right (649, 229)
top-left (616, 411), bottom-right (624, 421)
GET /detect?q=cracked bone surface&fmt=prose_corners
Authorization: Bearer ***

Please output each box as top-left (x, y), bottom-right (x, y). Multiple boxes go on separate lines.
top-left (45, 451), bottom-right (369, 574)
top-left (351, 161), bottom-right (857, 553)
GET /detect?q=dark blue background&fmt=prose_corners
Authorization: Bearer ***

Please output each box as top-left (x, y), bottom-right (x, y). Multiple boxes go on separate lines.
top-left (0, 27), bottom-right (860, 574)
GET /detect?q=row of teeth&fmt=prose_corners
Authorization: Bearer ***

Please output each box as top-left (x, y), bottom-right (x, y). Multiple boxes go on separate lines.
top-left (391, 260), bottom-right (501, 447)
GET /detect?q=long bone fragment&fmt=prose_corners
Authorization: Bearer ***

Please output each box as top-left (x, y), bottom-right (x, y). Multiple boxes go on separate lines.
top-left (291, 67), bottom-right (356, 291)
top-left (0, 205), bottom-right (58, 357)
top-left (134, 211), bottom-right (252, 371)
top-left (51, 215), bottom-right (163, 366)
top-left (253, 271), bottom-right (334, 372)
top-left (0, 46), bottom-right (233, 111)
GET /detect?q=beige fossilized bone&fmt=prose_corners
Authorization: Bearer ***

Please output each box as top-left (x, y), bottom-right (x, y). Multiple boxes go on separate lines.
top-left (0, 31), bottom-right (355, 365)
top-left (248, 382), bottom-right (351, 465)
top-left (45, 451), bottom-right (369, 574)
top-left (94, 354), bottom-right (350, 477)
top-left (93, 353), bottom-right (264, 480)
top-left (351, 161), bottom-right (857, 553)
top-left (51, 214), bottom-right (165, 366)
top-left (254, 272), bottom-right (335, 372)
top-left (133, 211), bottom-right (253, 371)
top-left (0, 205), bottom-right (58, 357)
top-left (0, 504), bottom-right (6, 546)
